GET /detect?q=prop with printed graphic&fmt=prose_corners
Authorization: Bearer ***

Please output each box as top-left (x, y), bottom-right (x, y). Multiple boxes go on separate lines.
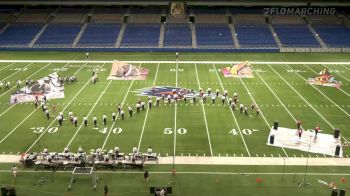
top-left (307, 68), bottom-right (341, 88)
top-left (11, 72), bottom-right (64, 104)
top-left (108, 60), bottom-right (149, 80)
top-left (222, 61), bottom-right (254, 78)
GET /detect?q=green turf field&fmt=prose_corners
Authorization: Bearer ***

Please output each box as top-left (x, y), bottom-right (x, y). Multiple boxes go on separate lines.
top-left (0, 52), bottom-right (349, 195)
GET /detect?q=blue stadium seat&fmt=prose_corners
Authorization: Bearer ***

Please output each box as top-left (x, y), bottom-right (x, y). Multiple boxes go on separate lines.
top-left (0, 23), bottom-right (42, 45)
top-left (235, 24), bottom-right (276, 47)
top-left (163, 23), bottom-right (192, 47)
top-left (78, 23), bottom-right (121, 46)
top-left (121, 23), bottom-right (160, 47)
top-left (36, 23), bottom-right (81, 45)
top-left (313, 25), bottom-right (350, 48)
top-left (196, 23), bottom-right (234, 47)
top-left (273, 24), bottom-right (320, 47)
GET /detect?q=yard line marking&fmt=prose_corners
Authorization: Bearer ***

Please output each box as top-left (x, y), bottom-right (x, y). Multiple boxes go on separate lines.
top-left (0, 62), bottom-right (16, 72)
top-left (66, 80), bottom-right (113, 148)
top-left (305, 64), bottom-right (350, 98)
top-left (322, 64), bottom-right (350, 82)
top-left (213, 64), bottom-right (251, 157)
top-left (173, 60), bottom-right (178, 157)
top-left (0, 107), bottom-right (40, 144)
top-left (338, 64), bottom-right (350, 71)
top-left (267, 64), bottom-right (349, 143)
top-left (0, 63), bottom-right (72, 143)
top-left (291, 64), bottom-right (350, 118)
top-left (194, 63), bottom-right (213, 156)
top-left (238, 69), bottom-right (288, 157)
top-left (0, 62), bottom-right (33, 83)
top-left (25, 63), bottom-right (99, 153)
top-left (136, 63), bottom-right (160, 151)
top-left (100, 65), bottom-right (141, 150)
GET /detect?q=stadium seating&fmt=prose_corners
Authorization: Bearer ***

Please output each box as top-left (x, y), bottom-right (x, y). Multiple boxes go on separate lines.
top-left (0, 23), bottom-right (43, 45)
top-left (35, 23), bottom-right (82, 46)
top-left (163, 23), bottom-right (192, 47)
top-left (195, 23), bottom-right (234, 47)
top-left (234, 14), bottom-right (266, 24)
top-left (78, 23), bottom-right (121, 47)
top-left (273, 24), bottom-right (320, 47)
top-left (271, 15), bottom-right (304, 24)
top-left (0, 13), bottom-right (13, 23)
top-left (196, 14), bottom-right (227, 24)
top-left (121, 23), bottom-right (160, 47)
top-left (235, 24), bottom-right (277, 47)
top-left (312, 24), bottom-right (350, 47)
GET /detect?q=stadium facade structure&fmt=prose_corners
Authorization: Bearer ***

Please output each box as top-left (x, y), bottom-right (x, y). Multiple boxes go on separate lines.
top-left (0, 0), bottom-right (349, 52)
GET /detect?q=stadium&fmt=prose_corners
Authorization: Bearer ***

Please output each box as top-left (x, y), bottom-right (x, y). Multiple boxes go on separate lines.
top-left (0, 0), bottom-right (350, 195)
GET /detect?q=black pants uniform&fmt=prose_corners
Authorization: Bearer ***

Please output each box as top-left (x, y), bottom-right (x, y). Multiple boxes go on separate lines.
top-left (193, 97), bottom-right (196, 103)
top-left (84, 119), bottom-right (88, 127)
top-left (103, 118), bottom-right (107, 125)
top-left (142, 105), bottom-right (145, 110)
top-left (136, 107), bottom-right (140, 113)
top-left (112, 115), bottom-right (116, 121)
top-left (240, 107), bottom-right (243, 113)
top-left (148, 102), bottom-right (152, 109)
top-left (244, 110), bottom-right (248, 116)
top-left (121, 113), bottom-right (124, 120)
top-left (58, 119), bottom-right (62, 126)
top-left (184, 98), bottom-right (187, 104)
top-left (156, 100), bottom-right (159, 106)
top-left (74, 120), bottom-right (78, 127)
top-left (129, 110), bottom-right (132, 117)
top-left (46, 113), bottom-right (50, 120)
top-left (94, 120), bottom-right (97, 127)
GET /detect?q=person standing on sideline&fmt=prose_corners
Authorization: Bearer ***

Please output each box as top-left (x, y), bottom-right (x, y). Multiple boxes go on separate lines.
top-left (175, 52), bottom-right (179, 61)
top-left (104, 184), bottom-right (108, 196)
top-left (86, 52), bottom-right (89, 60)
top-left (11, 165), bottom-right (17, 178)
top-left (144, 170), bottom-right (149, 182)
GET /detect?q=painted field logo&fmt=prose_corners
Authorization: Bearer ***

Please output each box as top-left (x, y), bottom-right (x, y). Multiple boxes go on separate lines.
top-left (307, 68), bottom-right (341, 88)
top-left (108, 60), bottom-right (149, 80)
top-left (222, 61), bottom-right (254, 78)
top-left (133, 86), bottom-right (216, 99)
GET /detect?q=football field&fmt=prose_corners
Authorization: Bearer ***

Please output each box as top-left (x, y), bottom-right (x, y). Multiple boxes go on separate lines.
top-left (0, 59), bottom-right (349, 159)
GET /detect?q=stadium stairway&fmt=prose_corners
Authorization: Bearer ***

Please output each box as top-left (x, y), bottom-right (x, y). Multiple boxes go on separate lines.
top-left (190, 23), bottom-right (197, 48)
top-left (268, 24), bottom-right (282, 48)
top-left (307, 24), bottom-right (327, 48)
top-left (0, 23), bottom-right (10, 35)
top-left (158, 23), bottom-right (165, 47)
top-left (228, 23), bottom-right (240, 48)
top-left (115, 23), bottom-right (126, 47)
top-left (72, 22), bottom-right (88, 47)
top-left (29, 22), bottom-right (49, 47)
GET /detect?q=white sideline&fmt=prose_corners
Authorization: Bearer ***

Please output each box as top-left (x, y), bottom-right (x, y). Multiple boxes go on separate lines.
top-left (213, 64), bottom-right (251, 157)
top-left (1, 60), bottom-right (350, 65)
top-left (194, 63), bottom-right (213, 156)
top-left (1, 155), bottom-right (350, 166)
top-left (25, 63), bottom-right (98, 152)
top-left (137, 63), bottom-right (160, 151)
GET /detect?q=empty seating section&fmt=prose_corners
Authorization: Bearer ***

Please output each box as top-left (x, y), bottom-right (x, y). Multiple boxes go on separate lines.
top-left (129, 14), bottom-right (160, 23)
top-left (273, 24), bottom-right (320, 47)
top-left (129, 8), bottom-right (163, 14)
top-left (313, 25), bottom-right (350, 47)
top-left (0, 23), bottom-right (43, 45)
top-left (78, 23), bottom-right (121, 46)
top-left (16, 13), bottom-right (49, 23)
top-left (36, 23), bottom-right (81, 45)
top-left (308, 15), bottom-right (341, 24)
top-left (0, 13), bottom-right (12, 22)
top-left (121, 23), bottom-right (160, 47)
top-left (235, 24), bottom-right (276, 47)
top-left (52, 13), bottom-right (85, 23)
top-left (196, 24), bottom-right (234, 47)
top-left (163, 23), bottom-right (191, 47)
top-left (91, 14), bottom-right (123, 23)
top-left (234, 14), bottom-right (265, 24)
top-left (271, 15), bottom-right (304, 24)
top-left (192, 8), bottom-right (227, 14)
top-left (196, 14), bottom-right (227, 23)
